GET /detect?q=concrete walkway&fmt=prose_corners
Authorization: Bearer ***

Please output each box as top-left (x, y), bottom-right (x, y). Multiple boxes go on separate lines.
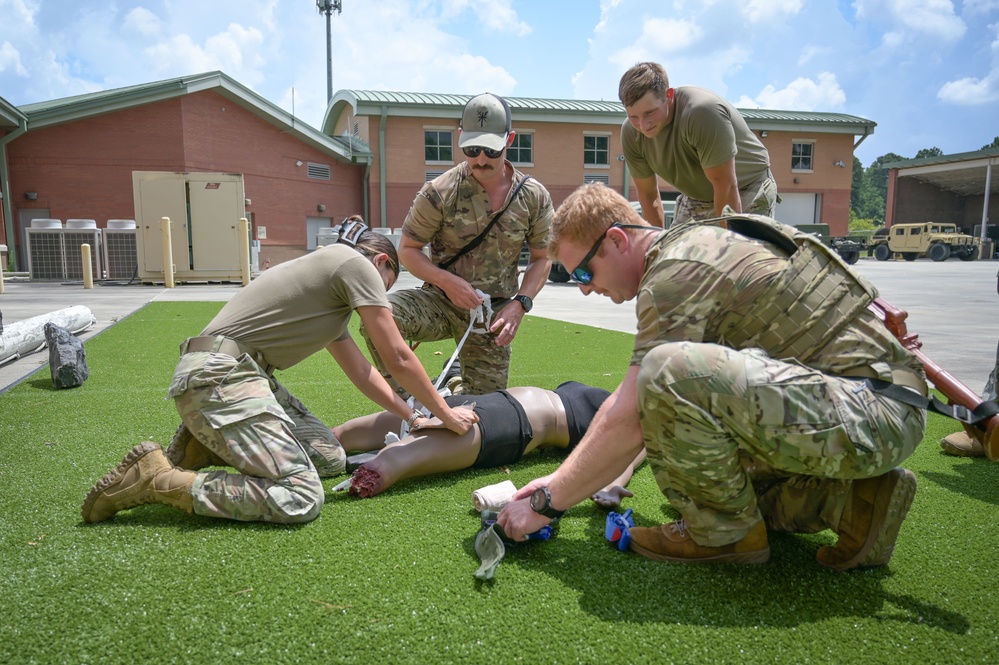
top-left (0, 257), bottom-right (995, 395)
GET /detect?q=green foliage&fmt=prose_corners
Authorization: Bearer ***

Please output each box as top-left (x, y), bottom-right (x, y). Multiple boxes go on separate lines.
top-left (982, 136), bottom-right (999, 150)
top-left (1, 303), bottom-right (998, 663)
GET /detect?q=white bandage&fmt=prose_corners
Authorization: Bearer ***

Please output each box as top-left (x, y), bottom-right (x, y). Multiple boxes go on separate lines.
top-left (472, 479), bottom-right (518, 512)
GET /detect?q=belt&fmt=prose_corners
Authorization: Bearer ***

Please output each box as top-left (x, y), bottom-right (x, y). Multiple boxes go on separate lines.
top-left (179, 335), bottom-right (273, 374)
top-left (841, 364), bottom-right (929, 398)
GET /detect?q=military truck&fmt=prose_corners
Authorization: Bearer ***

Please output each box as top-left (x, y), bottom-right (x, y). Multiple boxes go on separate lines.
top-left (870, 222), bottom-right (978, 262)
top-left (796, 224), bottom-right (867, 265)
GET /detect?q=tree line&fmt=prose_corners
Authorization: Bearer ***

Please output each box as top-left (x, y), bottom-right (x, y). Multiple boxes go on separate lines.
top-left (848, 136), bottom-right (999, 231)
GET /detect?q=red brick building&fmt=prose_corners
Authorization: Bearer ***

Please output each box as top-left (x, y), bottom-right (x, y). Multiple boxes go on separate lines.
top-left (323, 91), bottom-right (875, 236)
top-left (1, 72), bottom-right (876, 275)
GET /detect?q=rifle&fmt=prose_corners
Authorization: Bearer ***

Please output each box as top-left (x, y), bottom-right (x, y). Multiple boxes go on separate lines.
top-left (869, 297), bottom-right (999, 461)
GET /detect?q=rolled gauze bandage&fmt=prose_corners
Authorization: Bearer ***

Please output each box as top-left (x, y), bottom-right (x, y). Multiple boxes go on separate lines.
top-left (472, 480), bottom-right (517, 512)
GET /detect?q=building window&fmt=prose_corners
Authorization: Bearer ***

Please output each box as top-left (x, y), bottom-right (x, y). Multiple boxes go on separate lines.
top-left (425, 130), bottom-right (453, 163)
top-left (791, 141), bottom-right (814, 171)
top-left (508, 133), bottom-right (533, 165)
top-left (584, 135), bottom-right (609, 166)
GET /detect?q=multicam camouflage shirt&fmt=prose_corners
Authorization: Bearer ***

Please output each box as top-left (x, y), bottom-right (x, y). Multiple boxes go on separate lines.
top-left (402, 161), bottom-right (554, 299)
top-left (631, 220), bottom-right (924, 377)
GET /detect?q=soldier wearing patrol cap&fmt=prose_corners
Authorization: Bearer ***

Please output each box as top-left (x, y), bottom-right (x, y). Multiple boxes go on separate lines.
top-left (364, 92), bottom-right (554, 396)
top-left (499, 183), bottom-right (927, 571)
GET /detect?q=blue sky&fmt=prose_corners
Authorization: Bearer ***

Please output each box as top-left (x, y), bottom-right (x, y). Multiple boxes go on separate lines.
top-left (1, 0), bottom-right (997, 166)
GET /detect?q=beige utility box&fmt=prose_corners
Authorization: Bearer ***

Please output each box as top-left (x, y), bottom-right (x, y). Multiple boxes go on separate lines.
top-left (132, 171), bottom-right (247, 283)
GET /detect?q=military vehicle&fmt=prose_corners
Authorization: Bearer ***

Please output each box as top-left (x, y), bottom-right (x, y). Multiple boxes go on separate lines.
top-left (796, 224), bottom-right (867, 265)
top-left (870, 222), bottom-right (978, 262)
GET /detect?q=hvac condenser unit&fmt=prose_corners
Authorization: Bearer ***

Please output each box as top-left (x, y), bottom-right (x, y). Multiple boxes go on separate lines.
top-left (101, 220), bottom-right (138, 280)
top-left (26, 219), bottom-right (101, 282)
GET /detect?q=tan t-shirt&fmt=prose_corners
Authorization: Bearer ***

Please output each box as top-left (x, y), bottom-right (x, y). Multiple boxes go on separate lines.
top-left (622, 86), bottom-right (771, 202)
top-left (203, 244), bottom-right (390, 370)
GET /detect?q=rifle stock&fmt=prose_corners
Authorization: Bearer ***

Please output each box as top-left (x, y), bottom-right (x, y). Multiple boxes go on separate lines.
top-left (870, 297), bottom-right (999, 461)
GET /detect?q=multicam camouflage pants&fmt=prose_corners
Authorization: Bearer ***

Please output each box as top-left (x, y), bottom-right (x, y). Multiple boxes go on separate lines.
top-left (362, 283), bottom-right (511, 395)
top-left (636, 342), bottom-right (925, 547)
top-left (169, 351), bottom-right (345, 523)
top-left (672, 174), bottom-right (778, 226)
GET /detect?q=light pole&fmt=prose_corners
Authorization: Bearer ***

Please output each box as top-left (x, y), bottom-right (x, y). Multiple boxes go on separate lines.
top-left (316, 0), bottom-right (342, 105)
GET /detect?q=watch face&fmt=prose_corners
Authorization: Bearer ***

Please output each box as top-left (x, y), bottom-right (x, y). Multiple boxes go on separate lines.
top-left (517, 295), bottom-right (533, 312)
top-left (529, 487), bottom-right (547, 512)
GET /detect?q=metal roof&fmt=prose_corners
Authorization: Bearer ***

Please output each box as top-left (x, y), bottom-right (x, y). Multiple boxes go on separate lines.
top-left (324, 89), bottom-right (876, 136)
top-left (886, 147), bottom-right (999, 197)
top-left (15, 72), bottom-right (358, 163)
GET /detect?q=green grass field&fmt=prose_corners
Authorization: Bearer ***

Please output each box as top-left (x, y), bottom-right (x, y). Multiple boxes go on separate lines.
top-left (1, 302), bottom-right (996, 664)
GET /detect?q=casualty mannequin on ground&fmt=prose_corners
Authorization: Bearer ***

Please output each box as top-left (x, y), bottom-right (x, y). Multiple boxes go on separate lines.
top-left (363, 92), bottom-right (555, 396)
top-left (498, 183), bottom-right (927, 571)
top-left (82, 217), bottom-right (477, 526)
top-left (334, 381), bottom-right (645, 506)
top-left (619, 61), bottom-right (778, 227)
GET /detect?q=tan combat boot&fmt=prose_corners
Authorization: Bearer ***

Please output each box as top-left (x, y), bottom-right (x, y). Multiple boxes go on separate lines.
top-left (164, 423), bottom-right (228, 470)
top-left (940, 431), bottom-right (985, 458)
top-left (629, 519), bottom-right (770, 564)
top-left (82, 442), bottom-right (196, 523)
top-left (816, 467), bottom-right (916, 571)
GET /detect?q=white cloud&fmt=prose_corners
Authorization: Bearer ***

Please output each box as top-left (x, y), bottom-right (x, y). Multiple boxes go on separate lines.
top-left (737, 72), bottom-right (846, 110)
top-left (964, 0), bottom-right (999, 14)
top-left (855, 0), bottom-right (966, 42)
top-left (441, 0), bottom-right (531, 36)
top-left (0, 41), bottom-right (28, 77)
top-left (742, 0), bottom-right (803, 23)
top-left (937, 22), bottom-right (999, 104)
top-left (797, 45), bottom-right (829, 66)
top-left (123, 7), bottom-right (161, 37)
top-left (609, 17), bottom-right (704, 68)
top-left (141, 23), bottom-right (265, 83)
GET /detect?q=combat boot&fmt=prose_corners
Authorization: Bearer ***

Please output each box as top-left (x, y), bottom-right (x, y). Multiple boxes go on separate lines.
top-left (82, 442), bottom-right (196, 523)
top-left (940, 431), bottom-right (984, 458)
top-left (816, 467), bottom-right (916, 571)
top-left (164, 423), bottom-right (227, 470)
top-left (629, 519), bottom-right (770, 564)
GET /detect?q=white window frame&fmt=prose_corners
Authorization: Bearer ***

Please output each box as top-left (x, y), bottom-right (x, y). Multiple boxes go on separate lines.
top-left (583, 132), bottom-right (611, 168)
top-left (791, 139), bottom-right (815, 173)
top-left (424, 127), bottom-right (455, 165)
top-left (508, 131), bottom-right (534, 166)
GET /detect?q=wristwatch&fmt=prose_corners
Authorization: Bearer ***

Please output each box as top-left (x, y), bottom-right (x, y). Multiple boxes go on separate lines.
top-left (512, 294), bottom-right (533, 312)
top-left (529, 486), bottom-right (564, 519)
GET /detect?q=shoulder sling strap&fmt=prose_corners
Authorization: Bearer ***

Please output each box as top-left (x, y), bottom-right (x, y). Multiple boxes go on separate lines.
top-left (438, 176), bottom-right (533, 271)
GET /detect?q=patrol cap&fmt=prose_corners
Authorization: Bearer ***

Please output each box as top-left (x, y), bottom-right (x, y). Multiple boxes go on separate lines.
top-left (459, 93), bottom-right (512, 151)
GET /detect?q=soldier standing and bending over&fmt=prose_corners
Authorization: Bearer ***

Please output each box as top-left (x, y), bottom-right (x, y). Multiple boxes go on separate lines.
top-left (364, 93), bottom-right (554, 395)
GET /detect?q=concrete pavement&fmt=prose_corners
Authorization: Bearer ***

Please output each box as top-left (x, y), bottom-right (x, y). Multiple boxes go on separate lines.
top-left (0, 256), bottom-right (995, 395)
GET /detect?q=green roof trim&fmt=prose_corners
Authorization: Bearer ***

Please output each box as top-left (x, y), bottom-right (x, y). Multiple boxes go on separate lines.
top-left (324, 89), bottom-right (876, 136)
top-left (883, 146), bottom-right (999, 170)
top-left (0, 95), bottom-right (27, 132)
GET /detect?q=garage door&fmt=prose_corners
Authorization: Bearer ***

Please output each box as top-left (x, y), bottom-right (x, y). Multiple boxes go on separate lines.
top-left (774, 193), bottom-right (818, 226)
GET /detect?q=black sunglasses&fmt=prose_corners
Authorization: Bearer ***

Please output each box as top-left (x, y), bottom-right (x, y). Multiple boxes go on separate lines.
top-left (570, 223), bottom-right (651, 285)
top-left (462, 146), bottom-right (505, 159)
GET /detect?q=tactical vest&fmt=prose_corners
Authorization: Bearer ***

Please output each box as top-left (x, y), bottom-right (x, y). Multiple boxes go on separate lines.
top-left (711, 214), bottom-right (878, 363)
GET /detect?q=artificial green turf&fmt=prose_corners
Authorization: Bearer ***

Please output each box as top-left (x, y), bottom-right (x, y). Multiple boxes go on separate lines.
top-left (1, 302), bottom-right (997, 664)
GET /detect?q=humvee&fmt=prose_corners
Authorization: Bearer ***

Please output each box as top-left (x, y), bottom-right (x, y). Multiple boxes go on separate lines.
top-left (871, 222), bottom-right (978, 262)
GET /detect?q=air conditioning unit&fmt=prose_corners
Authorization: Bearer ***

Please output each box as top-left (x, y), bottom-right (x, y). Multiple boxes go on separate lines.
top-left (102, 220), bottom-right (138, 280)
top-left (26, 219), bottom-right (102, 281)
